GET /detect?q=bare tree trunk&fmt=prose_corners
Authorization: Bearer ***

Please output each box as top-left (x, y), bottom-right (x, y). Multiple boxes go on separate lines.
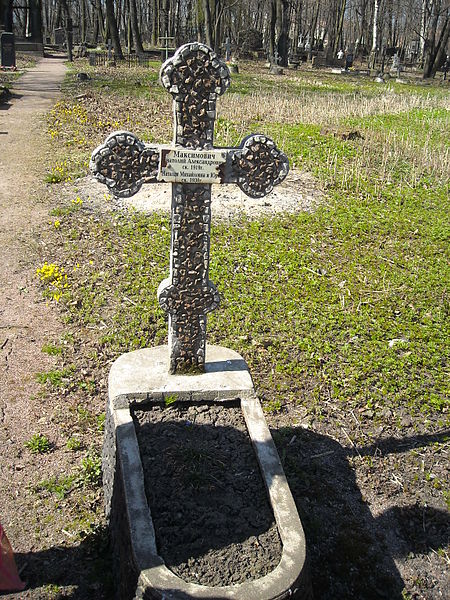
top-left (80, 0), bottom-right (86, 43)
top-left (129, 0), bottom-right (144, 53)
top-left (276, 0), bottom-right (290, 66)
top-left (203, 0), bottom-right (213, 47)
top-left (214, 0), bottom-right (224, 54)
top-left (419, 0), bottom-right (429, 63)
top-left (310, 2), bottom-right (320, 50)
top-left (93, 0), bottom-right (105, 43)
top-left (269, 0), bottom-right (276, 59)
top-left (369, 0), bottom-right (379, 68)
top-left (59, 0), bottom-right (73, 61)
top-left (27, 0), bottom-right (42, 42)
top-left (333, 0), bottom-right (347, 55)
top-left (423, 10), bottom-right (449, 78)
top-left (151, 0), bottom-right (158, 45)
top-left (105, 0), bottom-right (124, 59)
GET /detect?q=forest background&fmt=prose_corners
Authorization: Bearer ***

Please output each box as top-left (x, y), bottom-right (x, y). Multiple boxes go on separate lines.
top-left (0, 0), bottom-right (449, 79)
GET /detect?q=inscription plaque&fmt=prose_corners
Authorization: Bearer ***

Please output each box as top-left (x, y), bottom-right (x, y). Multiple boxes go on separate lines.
top-left (158, 148), bottom-right (227, 184)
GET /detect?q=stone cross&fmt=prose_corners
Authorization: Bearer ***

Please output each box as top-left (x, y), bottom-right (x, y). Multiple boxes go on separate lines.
top-left (90, 43), bottom-right (288, 375)
top-left (159, 35), bottom-right (175, 62)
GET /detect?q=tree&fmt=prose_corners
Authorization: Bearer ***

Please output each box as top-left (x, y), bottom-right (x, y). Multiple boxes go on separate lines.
top-left (268, 0), bottom-right (290, 65)
top-left (369, 0), bottom-right (380, 68)
top-left (59, 0), bottom-right (73, 61)
top-left (105, 0), bottom-right (124, 59)
top-left (422, 0), bottom-right (450, 77)
top-left (29, 0), bottom-right (44, 43)
top-left (0, 0), bottom-right (13, 31)
top-left (129, 0), bottom-right (144, 53)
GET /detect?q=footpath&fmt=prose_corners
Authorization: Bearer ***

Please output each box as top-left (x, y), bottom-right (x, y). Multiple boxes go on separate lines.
top-left (0, 57), bottom-right (67, 593)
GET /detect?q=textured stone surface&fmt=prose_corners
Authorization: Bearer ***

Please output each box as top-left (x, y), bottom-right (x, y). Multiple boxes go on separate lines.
top-left (90, 43), bottom-right (289, 374)
top-left (90, 131), bottom-right (160, 197)
top-left (108, 345), bottom-right (254, 409)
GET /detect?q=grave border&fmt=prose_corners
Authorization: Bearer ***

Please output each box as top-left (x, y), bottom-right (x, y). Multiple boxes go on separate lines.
top-left (104, 345), bottom-right (310, 599)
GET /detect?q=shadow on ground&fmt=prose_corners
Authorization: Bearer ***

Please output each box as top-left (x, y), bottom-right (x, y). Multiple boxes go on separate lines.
top-left (10, 528), bottom-right (113, 600)
top-left (275, 427), bottom-right (449, 599)
top-left (0, 91), bottom-right (22, 111)
top-left (8, 427), bottom-right (449, 599)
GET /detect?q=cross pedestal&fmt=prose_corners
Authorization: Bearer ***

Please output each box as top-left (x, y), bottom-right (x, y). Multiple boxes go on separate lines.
top-left (91, 42), bottom-right (289, 374)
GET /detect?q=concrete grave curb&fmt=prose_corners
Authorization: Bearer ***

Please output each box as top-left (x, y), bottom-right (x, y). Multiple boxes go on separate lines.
top-left (104, 345), bottom-right (311, 599)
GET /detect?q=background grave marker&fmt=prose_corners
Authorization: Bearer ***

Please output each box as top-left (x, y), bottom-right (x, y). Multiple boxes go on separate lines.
top-left (0, 32), bottom-right (15, 69)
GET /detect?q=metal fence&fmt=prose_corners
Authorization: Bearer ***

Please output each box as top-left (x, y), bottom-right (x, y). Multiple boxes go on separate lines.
top-left (88, 51), bottom-right (165, 67)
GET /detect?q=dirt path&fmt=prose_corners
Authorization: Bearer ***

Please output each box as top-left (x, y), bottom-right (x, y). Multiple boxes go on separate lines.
top-left (0, 56), bottom-right (67, 570)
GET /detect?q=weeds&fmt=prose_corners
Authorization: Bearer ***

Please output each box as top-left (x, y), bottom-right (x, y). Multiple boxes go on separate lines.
top-left (164, 394), bottom-right (178, 407)
top-left (264, 399), bottom-right (282, 414)
top-left (35, 474), bottom-right (75, 499)
top-left (66, 436), bottom-right (83, 451)
top-left (41, 342), bottom-right (63, 355)
top-left (35, 367), bottom-right (73, 387)
top-left (25, 433), bottom-right (52, 454)
top-left (78, 452), bottom-right (102, 486)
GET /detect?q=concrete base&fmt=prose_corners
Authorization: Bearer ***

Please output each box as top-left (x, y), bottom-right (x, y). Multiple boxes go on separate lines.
top-left (15, 41), bottom-right (44, 55)
top-left (269, 65), bottom-right (284, 75)
top-left (104, 345), bottom-right (310, 599)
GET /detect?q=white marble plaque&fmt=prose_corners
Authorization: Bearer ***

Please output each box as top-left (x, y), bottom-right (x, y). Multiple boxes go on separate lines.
top-left (158, 148), bottom-right (227, 184)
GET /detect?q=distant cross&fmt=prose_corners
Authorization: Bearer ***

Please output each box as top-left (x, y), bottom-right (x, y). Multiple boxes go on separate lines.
top-left (159, 36), bottom-right (175, 62)
top-left (90, 43), bottom-right (288, 374)
top-left (225, 37), bottom-right (231, 62)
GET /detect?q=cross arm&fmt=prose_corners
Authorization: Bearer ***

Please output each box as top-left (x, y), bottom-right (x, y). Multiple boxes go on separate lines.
top-left (223, 134), bottom-right (289, 198)
top-left (90, 131), bottom-right (289, 200)
top-left (90, 131), bottom-right (161, 198)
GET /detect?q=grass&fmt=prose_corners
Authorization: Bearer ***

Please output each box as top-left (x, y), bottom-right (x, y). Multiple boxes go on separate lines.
top-left (78, 452), bottom-right (102, 486)
top-left (39, 60), bottom-right (448, 420)
top-left (42, 342), bottom-right (63, 355)
top-left (48, 117), bottom-right (447, 422)
top-left (35, 474), bottom-right (75, 499)
top-left (0, 53), bottom-right (37, 89)
top-left (33, 58), bottom-right (449, 597)
top-left (35, 367), bottom-right (74, 387)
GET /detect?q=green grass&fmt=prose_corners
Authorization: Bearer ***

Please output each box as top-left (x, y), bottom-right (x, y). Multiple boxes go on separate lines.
top-left (41, 342), bottom-right (63, 355)
top-left (78, 452), bottom-right (102, 486)
top-left (43, 65), bottom-right (449, 423)
top-left (66, 436), bottom-right (83, 451)
top-left (345, 107), bottom-right (449, 147)
top-left (35, 474), bottom-right (75, 499)
top-left (55, 91), bottom-right (447, 422)
top-left (35, 367), bottom-right (74, 387)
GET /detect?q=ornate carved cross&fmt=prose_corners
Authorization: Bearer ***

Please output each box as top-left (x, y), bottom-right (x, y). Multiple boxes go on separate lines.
top-left (90, 43), bottom-right (289, 374)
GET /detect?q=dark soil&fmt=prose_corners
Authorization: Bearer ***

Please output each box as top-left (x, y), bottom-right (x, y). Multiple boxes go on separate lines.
top-left (132, 401), bottom-right (282, 586)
